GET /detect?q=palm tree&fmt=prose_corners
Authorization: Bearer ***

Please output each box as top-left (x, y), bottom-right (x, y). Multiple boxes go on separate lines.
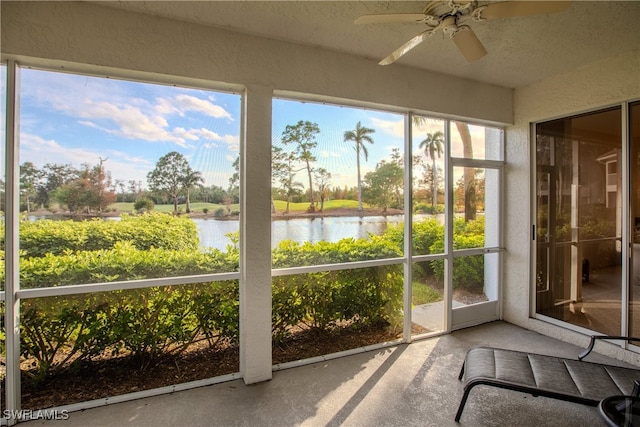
top-left (344, 121), bottom-right (375, 211)
top-left (419, 131), bottom-right (444, 209)
top-left (182, 168), bottom-right (204, 213)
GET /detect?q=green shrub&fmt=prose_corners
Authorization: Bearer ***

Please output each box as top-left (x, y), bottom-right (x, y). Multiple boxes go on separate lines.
top-left (414, 203), bottom-right (443, 214)
top-left (8, 213), bottom-right (199, 258)
top-left (272, 235), bottom-right (401, 268)
top-left (18, 281), bottom-right (239, 380)
top-left (430, 216), bottom-right (485, 290)
top-left (15, 234), bottom-right (402, 376)
top-left (383, 218), bottom-right (444, 256)
top-left (133, 197), bottom-right (155, 212)
top-left (271, 237), bottom-right (403, 341)
top-left (17, 241), bottom-right (237, 288)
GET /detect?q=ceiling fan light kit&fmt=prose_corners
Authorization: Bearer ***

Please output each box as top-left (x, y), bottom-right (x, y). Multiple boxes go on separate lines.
top-left (355, 0), bottom-right (572, 65)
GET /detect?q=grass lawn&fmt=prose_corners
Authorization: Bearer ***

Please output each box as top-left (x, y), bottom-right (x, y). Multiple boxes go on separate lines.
top-left (109, 202), bottom-right (235, 214)
top-left (412, 281), bottom-right (442, 305)
top-left (111, 199), bottom-right (363, 214)
top-left (271, 199), bottom-right (362, 213)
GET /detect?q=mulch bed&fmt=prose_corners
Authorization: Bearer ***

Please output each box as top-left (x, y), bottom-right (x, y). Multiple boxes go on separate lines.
top-left (16, 324), bottom-right (417, 410)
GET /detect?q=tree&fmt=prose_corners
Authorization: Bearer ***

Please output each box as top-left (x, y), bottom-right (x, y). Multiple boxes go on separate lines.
top-left (419, 131), bottom-right (444, 209)
top-left (36, 163), bottom-right (79, 209)
top-left (182, 167), bottom-right (204, 213)
top-left (362, 160), bottom-right (404, 213)
top-left (53, 160), bottom-right (115, 213)
top-left (92, 157), bottom-right (116, 212)
top-left (314, 167), bottom-right (332, 213)
top-left (20, 162), bottom-right (43, 213)
top-left (228, 156), bottom-right (240, 204)
top-left (147, 151), bottom-right (190, 212)
top-left (281, 120), bottom-right (319, 212)
top-left (343, 121), bottom-right (375, 212)
top-left (272, 146), bottom-right (303, 214)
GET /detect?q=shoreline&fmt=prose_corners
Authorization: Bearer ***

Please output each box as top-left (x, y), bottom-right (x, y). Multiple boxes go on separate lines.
top-left (24, 207), bottom-right (406, 221)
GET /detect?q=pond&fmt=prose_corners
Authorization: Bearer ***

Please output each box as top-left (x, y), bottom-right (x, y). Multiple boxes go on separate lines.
top-left (195, 216), bottom-right (405, 250)
top-left (195, 214), bottom-right (441, 251)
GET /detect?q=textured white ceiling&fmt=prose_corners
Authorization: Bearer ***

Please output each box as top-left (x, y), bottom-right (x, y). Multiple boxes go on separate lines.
top-left (95, 1), bottom-right (640, 89)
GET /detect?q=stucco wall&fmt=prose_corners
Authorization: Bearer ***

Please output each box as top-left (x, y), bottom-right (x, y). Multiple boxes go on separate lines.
top-left (506, 51), bottom-right (640, 363)
top-left (0, 1), bottom-right (511, 124)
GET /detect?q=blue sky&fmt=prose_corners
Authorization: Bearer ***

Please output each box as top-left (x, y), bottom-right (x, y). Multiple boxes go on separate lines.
top-left (19, 68), bottom-right (241, 190)
top-left (11, 67), bottom-right (489, 193)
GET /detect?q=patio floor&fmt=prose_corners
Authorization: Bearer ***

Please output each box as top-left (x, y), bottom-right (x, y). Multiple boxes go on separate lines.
top-left (21, 321), bottom-right (632, 427)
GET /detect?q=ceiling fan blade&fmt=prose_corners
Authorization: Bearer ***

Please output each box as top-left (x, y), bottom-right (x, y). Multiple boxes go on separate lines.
top-left (354, 13), bottom-right (427, 25)
top-left (451, 26), bottom-right (487, 62)
top-left (478, 1), bottom-right (572, 19)
top-left (379, 30), bottom-right (433, 65)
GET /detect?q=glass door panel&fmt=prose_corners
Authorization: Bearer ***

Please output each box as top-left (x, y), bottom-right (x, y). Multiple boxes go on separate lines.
top-left (535, 107), bottom-right (622, 336)
top-left (410, 116), bottom-right (446, 336)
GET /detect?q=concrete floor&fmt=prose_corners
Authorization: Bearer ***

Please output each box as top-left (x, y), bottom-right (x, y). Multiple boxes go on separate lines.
top-left (21, 321), bottom-right (633, 427)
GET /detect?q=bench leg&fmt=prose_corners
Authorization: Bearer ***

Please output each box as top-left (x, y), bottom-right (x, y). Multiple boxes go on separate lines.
top-left (458, 361), bottom-right (465, 380)
top-left (455, 385), bottom-right (473, 422)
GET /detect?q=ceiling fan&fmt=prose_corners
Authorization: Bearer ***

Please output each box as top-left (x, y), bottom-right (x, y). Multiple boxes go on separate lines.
top-left (354, 1), bottom-right (572, 65)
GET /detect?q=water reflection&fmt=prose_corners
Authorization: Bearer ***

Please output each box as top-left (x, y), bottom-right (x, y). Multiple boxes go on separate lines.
top-left (195, 215), bottom-right (407, 250)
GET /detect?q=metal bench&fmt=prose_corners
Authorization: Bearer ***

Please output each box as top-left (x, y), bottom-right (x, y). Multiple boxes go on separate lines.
top-left (455, 336), bottom-right (640, 422)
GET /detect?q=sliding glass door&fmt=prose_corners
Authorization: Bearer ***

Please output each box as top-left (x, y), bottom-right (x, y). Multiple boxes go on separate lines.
top-left (535, 107), bottom-right (623, 336)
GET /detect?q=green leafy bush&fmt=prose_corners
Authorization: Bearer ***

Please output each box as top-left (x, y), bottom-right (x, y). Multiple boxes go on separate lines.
top-left (133, 197), bottom-right (155, 212)
top-left (430, 216), bottom-right (485, 290)
top-left (17, 241), bottom-right (237, 288)
top-left (271, 237), bottom-right (403, 341)
top-left (19, 281), bottom-right (239, 380)
top-left (272, 235), bottom-right (401, 268)
top-left (272, 264), bottom-right (403, 343)
top-left (14, 234), bottom-right (402, 377)
top-left (383, 218), bottom-right (444, 256)
top-left (5, 213), bottom-right (199, 258)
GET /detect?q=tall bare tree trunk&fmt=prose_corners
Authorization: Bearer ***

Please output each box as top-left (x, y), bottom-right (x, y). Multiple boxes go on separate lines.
top-left (431, 158), bottom-right (438, 209)
top-left (306, 159), bottom-right (315, 212)
top-left (455, 122), bottom-right (476, 221)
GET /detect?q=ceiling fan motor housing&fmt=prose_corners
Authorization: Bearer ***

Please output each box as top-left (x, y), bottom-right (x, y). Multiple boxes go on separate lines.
top-left (441, 15), bottom-right (459, 36)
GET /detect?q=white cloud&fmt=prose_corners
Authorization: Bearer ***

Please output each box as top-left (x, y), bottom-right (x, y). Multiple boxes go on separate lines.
top-left (413, 118), bottom-right (445, 136)
top-left (319, 150), bottom-right (341, 158)
top-left (79, 99), bottom-right (194, 144)
top-left (197, 128), bottom-right (223, 140)
top-left (196, 129), bottom-right (239, 152)
top-left (20, 133), bottom-right (153, 186)
top-left (23, 70), bottom-right (236, 147)
top-left (175, 94), bottom-right (233, 120)
top-left (155, 94), bottom-right (232, 120)
top-left (370, 117), bottom-right (404, 138)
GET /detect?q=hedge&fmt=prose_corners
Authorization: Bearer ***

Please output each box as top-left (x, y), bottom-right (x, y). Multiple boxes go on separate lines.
top-left (8, 233), bottom-right (402, 379)
top-left (0, 213), bottom-right (199, 258)
top-left (3, 214), bottom-right (487, 379)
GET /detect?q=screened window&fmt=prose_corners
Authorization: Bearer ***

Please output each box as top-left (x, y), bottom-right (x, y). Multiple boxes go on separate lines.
top-left (271, 99), bottom-right (405, 267)
top-left (19, 68), bottom-right (242, 287)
